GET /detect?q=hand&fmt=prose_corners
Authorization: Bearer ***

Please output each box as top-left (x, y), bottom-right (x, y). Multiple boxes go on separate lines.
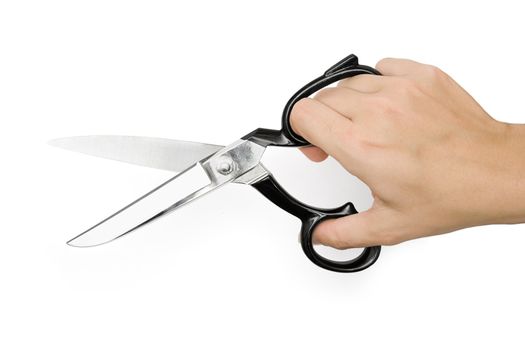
top-left (290, 58), bottom-right (525, 249)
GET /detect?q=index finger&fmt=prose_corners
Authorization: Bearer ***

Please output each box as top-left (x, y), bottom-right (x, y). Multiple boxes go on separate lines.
top-left (290, 98), bottom-right (354, 164)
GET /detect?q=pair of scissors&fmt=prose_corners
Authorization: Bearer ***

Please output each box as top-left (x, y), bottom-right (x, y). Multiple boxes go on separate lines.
top-left (52, 54), bottom-right (382, 273)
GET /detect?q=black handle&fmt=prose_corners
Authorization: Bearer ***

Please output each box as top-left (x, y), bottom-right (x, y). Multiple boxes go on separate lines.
top-left (252, 174), bottom-right (381, 273)
top-left (243, 54), bottom-right (381, 147)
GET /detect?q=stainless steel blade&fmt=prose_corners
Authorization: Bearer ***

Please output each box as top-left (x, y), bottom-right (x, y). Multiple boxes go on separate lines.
top-left (232, 163), bottom-right (271, 185)
top-left (67, 163), bottom-right (212, 247)
top-left (67, 139), bottom-right (266, 247)
top-left (49, 135), bottom-right (223, 172)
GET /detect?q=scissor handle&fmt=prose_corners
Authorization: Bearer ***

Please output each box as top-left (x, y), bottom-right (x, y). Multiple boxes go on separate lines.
top-left (245, 53), bottom-right (381, 272)
top-left (243, 54), bottom-right (381, 147)
top-left (252, 174), bottom-right (381, 273)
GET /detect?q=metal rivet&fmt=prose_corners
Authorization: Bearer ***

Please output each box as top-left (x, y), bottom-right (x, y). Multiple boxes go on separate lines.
top-left (217, 160), bottom-right (233, 175)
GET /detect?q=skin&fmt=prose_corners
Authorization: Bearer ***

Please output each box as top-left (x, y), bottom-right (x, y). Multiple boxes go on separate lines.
top-left (290, 58), bottom-right (525, 249)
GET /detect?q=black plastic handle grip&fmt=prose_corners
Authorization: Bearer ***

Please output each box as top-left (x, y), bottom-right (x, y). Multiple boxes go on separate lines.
top-left (252, 174), bottom-right (381, 273)
top-left (243, 54), bottom-right (381, 147)
top-left (244, 54), bottom-right (382, 272)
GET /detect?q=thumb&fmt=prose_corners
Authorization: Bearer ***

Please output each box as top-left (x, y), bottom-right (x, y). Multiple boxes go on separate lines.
top-left (299, 146), bottom-right (328, 162)
top-left (313, 206), bottom-right (401, 249)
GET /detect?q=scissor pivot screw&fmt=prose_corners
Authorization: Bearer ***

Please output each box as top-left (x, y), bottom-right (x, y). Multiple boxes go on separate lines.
top-left (217, 159), bottom-right (234, 175)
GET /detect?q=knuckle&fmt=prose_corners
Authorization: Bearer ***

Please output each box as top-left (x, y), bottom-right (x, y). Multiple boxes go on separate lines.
top-left (423, 64), bottom-right (446, 81)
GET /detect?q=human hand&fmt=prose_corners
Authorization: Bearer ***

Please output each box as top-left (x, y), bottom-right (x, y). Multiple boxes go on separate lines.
top-left (290, 58), bottom-right (525, 249)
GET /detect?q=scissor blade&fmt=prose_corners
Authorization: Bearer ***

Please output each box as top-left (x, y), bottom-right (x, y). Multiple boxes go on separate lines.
top-left (49, 135), bottom-right (223, 172)
top-left (67, 163), bottom-right (214, 247)
top-left (66, 138), bottom-right (266, 247)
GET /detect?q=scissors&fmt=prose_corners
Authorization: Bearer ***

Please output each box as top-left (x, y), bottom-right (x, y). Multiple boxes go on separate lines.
top-left (52, 54), bottom-right (382, 273)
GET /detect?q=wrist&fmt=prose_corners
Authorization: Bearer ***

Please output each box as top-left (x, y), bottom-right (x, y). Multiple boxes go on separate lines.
top-left (492, 122), bottom-right (525, 224)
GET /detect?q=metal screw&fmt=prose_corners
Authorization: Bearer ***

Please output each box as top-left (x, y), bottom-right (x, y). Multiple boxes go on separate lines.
top-left (217, 159), bottom-right (233, 175)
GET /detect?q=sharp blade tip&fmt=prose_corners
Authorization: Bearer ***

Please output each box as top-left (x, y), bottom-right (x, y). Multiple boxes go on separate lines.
top-left (66, 236), bottom-right (116, 248)
top-left (66, 238), bottom-right (88, 248)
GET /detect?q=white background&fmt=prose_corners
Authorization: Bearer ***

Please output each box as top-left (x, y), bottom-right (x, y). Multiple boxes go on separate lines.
top-left (1, 1), bottom-right (524, 349)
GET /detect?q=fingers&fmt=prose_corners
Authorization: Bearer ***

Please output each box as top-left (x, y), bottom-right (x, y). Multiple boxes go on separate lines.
top-left (290, 98), bottom-right (354, 161)
top-left (336, 58), bottom-right (427, 90)
top-left (296, 86), bottom-right (365, 162)
top-left (337, 74), bottom-right (385, 93)
top-left (313, 206), bottom-right (404, 248)
top-left (313, 87), bottom-right (369, 121)
top-left (300, 146), bottom-right (328, 162)
top-left (375, 57), bottom-right (423, 76)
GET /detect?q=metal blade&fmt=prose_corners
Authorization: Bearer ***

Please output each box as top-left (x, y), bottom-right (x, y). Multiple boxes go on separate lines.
top-left (232, 163), bottom-right (271, 185)
top-left (49, 135), bottom-right (223, 172)
top-left (67, 163), bottom-right (213, 247)
top-left (67, 139), bottom-right (266, 247)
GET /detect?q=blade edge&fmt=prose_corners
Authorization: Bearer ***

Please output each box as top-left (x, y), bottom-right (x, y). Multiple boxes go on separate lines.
top-left (66, 163), bottom-right (213, 247)
top-left (49, 135), bottom-right (224, 172)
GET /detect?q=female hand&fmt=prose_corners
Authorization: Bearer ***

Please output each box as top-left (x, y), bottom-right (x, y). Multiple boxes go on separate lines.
top-left (290, 58), bottom-right (525, 249)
